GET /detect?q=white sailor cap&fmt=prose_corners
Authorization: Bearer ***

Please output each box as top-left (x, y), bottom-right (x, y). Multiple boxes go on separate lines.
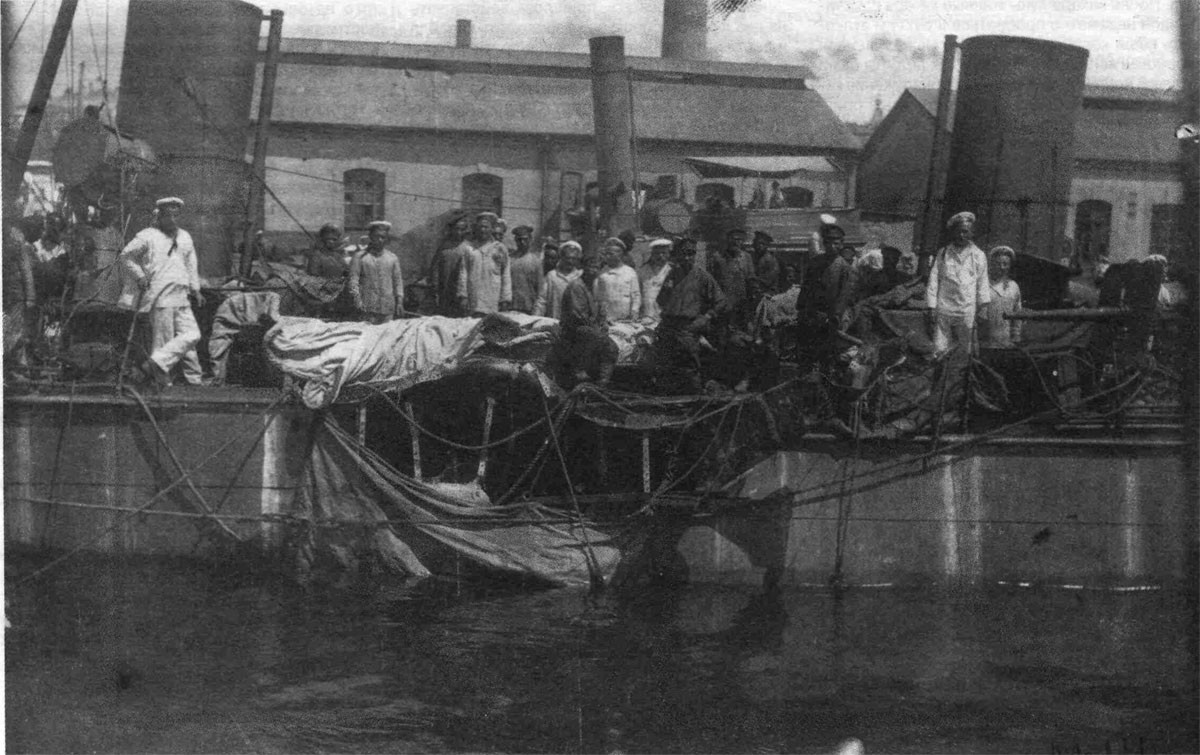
top-left (366, 220), bottom-right (392, 231)
top-left (155, 197), bottom-right (184, 210)
top-left (648, 238), bottom-right (673, 249)
top-left (946, 211), bottom-right (976, 230)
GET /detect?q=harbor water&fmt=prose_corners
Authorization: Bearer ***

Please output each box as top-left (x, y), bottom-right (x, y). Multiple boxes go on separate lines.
top-left (5, 553), bottom-right (1197, 754)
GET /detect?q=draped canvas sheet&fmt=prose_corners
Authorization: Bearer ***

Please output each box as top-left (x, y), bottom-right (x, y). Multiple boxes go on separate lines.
top-left (264, 312), bottom-right (658, 408)
top-left (292, 416), bottom-right (625, 586)
top-left (263, 313), bottom-right (559, 408)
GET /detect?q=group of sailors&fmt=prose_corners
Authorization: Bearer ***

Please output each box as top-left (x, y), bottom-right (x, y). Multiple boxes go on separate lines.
top-left (0, 197), bottom-right (1110, 394)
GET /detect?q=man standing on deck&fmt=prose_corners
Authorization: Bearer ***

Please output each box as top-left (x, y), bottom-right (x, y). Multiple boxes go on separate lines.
top-left (656, 237), bottom-right (726, 394)
top-left (708, 227), bottom-right (755, 332)
top-left (457, 212), bottom-right (512, 315)
top-left (429, 213), bottom-right (470, 317)
top-left (926, 211), bottom-right (990, 357)
top-left (120, 197), bottom-right (205, 387)
top-left (638, 238), bottom-right (673, 322)
top-left (595, 237), bottom-right (641, 322)
top-left (534, 240), bottom-right (582, 319)
top-left (348, 220), bottom-right (406, 324)
top-left (554, 249), bottom-right (618, 387)
top-left (508, 225), bottom-right (543, 315)
top-left (752, 230), bottom-right (781, 296)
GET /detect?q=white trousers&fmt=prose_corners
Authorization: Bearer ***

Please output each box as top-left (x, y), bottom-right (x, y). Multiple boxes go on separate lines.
top-left (149, 306), bottom-right (203, 384)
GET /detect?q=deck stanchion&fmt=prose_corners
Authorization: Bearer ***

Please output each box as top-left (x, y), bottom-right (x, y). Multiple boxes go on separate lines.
top-left (642, 433), bottom-right (651, 493)
top-left (406, 401), bottom-right (422, 481)
top-left (477, 396), bottom-right (496, 481)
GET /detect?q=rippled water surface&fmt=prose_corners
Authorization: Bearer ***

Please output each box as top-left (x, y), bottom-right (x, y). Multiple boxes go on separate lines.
top-left (6, 555), bottom-right (1197, 754)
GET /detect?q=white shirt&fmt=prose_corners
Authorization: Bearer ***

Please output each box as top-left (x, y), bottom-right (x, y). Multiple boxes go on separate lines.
top-left (456, 240), bottom-right (512, 314)
top-left (926, 242), bottom-right (991, 319)
top-left (638, 261), bottom-right (671, 321)
top-left (34, 239), bottom-right (66, 263)
top-left (119, 226), bottom-right (200, 311)
top-left (595, 264), bottom-right (641, 322)
top-left (534, 268), bottom-right (581, 319)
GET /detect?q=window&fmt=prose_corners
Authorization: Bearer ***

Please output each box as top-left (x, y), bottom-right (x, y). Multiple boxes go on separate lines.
top-left (781, 187), bottom-right (814, 208)
top-left (1073, 200), bottom-right (1112, 263)
top-left (462, 173), bottom-right (503, 216)
top-left (695, 182), bottom-right (734, 208)
top-left (1150, 204), bottom-right (1186, 260)
top-left (344, 169), bottom-right (385, 232)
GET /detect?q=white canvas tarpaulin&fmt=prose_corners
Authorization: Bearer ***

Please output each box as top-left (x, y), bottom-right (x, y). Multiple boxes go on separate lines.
top-left (264, 313), bottom-right (560, 408)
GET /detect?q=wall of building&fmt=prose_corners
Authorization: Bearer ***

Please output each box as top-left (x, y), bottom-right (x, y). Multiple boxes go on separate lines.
top-left (261, 126), bottom-right (850, 257)
top-left (855, 98), bottom-right (934, 218)
top-left (1067, 173), bottom-right (1185, 262)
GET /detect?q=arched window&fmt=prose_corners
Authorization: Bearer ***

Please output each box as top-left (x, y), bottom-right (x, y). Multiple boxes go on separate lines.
top-left (781, 187), bottom-right (814, 208)
top-left (344, 169), bottom-right (385, 232)
top-left (695, 182), bottom-right (735, 208)
top-left (1073, 200), bottom-right (1112, 263)
top-left (1150, 204), bottom-right (1186, 260)
top-left (462, 173), bottom-right (503, 216)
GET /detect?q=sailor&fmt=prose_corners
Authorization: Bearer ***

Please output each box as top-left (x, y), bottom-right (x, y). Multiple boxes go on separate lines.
top-left (926, 211), bottom-right (990, 357)
top-left (793, 222), bottom-right (846, 367)
top-left (638, 238), bottom-right (673, 322)
top-left (508, 225), bottom-right (544, 315)
top-left (981, 245), bottom-right (1022, 348)
top-left (708, 227), bottom-right (755, 329)
top-left (429, 213), bottom-right (471, 316)
top-left (120, 197), bottom-right (205, 387)
top-left (595, 236), bottom-right (641, 322)
top-left (348, 220), bottom-right (406, 324)
top-left (534, 240), bottom-right (582, 319)
top-left (751, 230), bottom-right (781, 296)
top-left (456, 212), bottom-right (512, 315)
top-left (555, 249), bottom-right (618, 387)
top-left (656, 237), bottom-right (726, 394)
top-left (541, 239), bottom-right (561, 276)
top-left (306, 224), bottom-right (349, 280)
top-left (32, 212), bottom-right (71, 302)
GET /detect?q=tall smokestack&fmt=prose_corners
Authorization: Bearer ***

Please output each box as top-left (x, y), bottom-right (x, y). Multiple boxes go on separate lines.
top-left (456, 19), bottom-right (472, 49)
top-left (589, 36), bottom-right (637, 237)
top-left (661, 0), bottom-right (707, 60)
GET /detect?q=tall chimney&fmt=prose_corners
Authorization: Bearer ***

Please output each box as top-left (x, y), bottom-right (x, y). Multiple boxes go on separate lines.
top-left (456, 19), bottom-right (472, 49)
top-left (661, 0), bottom-right (707, 60)
top-left (589, 36), bottom-right (637, 237)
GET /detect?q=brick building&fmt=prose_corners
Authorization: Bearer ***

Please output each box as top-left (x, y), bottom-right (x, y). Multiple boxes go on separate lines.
top-left (856, 86), bottom-right (1186, 263)
top-left (254, 37), bottom-right (860, 278)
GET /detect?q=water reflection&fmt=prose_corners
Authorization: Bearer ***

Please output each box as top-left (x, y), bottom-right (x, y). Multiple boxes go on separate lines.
top-left (5, 555), bottom-right (1197, 754)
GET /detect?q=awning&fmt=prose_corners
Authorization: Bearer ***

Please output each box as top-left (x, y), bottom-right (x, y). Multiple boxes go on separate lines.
top-left (683, 155), bottom-right (840, 180)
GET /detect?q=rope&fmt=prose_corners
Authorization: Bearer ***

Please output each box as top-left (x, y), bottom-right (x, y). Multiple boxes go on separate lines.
top-left (773, 371), bottom-right (1150, 507)
top-left (538, 389), bottom-right (605, 590)
top-left (124, 385), bottom-right (248, 541)
top-left (4, 0), bottom-right (40, 53)
top-left (365, 382), bottom-right (553, 452)
top-left (7, 494), bottom-right (1175, 530)
top-left (13, 392), bottom-right (290, 585)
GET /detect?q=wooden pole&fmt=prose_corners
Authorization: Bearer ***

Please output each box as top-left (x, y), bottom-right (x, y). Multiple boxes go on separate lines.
top-left (239, 9), bottom-right (284, 278)
top-left (2, 0), bottom-right (79, 213)
top-left (914, 34), bottom-right (957, 263)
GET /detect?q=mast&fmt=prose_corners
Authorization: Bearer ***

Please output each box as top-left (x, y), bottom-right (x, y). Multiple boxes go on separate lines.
top-left (239, 8), bottom-right (284, 278)
top-left (2, 0), bottom-right (79, 216)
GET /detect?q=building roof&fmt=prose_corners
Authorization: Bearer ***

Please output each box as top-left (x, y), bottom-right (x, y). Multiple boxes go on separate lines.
top-left (903, 85), bottom-right (1180, 165)
top-left (264, 38), bottom-right (860, 155)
